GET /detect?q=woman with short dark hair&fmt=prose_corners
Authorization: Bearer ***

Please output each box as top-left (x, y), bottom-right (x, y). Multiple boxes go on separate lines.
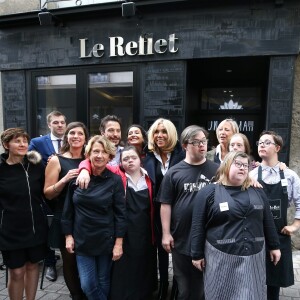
top-left (0, 127), bottom-right (48, 300)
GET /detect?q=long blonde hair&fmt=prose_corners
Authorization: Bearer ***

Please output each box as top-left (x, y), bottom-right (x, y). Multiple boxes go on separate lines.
top-left (147, 118), bottom-right (178, 153)
top-left (216, 151), bottom-right (251, 190)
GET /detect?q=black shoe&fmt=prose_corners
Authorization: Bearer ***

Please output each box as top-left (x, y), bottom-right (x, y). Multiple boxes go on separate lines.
top-left (157, 281), bottom-right (169, 300)
top-left (45, 265), bottom-right (57, 281)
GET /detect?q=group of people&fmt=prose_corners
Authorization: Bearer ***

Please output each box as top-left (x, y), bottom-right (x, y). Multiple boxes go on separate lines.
top-left (0, 112), bottom-right (300, 300)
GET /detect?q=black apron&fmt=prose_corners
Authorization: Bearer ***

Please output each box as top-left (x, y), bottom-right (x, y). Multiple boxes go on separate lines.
top-left (258, 166), bottom-right (294, 287)
top-left (110, 187), bottom-right (156, 300)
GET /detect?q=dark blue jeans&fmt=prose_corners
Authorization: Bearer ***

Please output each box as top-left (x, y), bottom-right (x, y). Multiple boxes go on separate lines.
top-left (76, 254), bottom-right (112, 300)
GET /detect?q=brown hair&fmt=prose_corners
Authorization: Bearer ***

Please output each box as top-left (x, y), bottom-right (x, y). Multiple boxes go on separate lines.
top-left (1, 128), bottom-right (30, 153)
top-left (99, 115), bottom-right (122, 133)
top-left (229, 133), bottom-right (251, 155)
top-left (180, 125), bottom-right (208, 145)
top-left (259, 130), bottom-right (283, 151)
top-left (46, 110), bottom-right (66, 124)
top-left (60, 122), bottom-right (89, 157)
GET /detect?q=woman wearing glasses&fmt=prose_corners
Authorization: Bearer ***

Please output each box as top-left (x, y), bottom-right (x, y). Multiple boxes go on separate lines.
top-left (191, 151), bottom-right (281, 300)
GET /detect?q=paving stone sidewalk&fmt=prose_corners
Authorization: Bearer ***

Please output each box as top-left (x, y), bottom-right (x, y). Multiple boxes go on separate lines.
top-left (0, 251), bottom-right (300, 299)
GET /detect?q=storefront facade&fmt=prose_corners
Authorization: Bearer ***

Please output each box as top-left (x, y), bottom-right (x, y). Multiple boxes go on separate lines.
top-left (0, 0), bottom-right (300, 165)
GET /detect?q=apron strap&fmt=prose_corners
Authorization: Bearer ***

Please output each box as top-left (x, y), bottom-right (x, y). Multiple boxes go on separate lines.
top-left (279, 169), bottom-right (288, 194)
top-left (257, 165), bottom-right (262, 181)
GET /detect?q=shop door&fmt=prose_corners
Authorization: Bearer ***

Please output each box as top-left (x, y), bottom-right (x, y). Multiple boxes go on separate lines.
top-left (196, 86), bottom-right (265, 161)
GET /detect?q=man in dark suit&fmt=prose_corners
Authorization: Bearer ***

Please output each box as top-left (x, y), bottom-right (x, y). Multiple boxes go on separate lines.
top-left (29, 110), bottom-right (67, 281)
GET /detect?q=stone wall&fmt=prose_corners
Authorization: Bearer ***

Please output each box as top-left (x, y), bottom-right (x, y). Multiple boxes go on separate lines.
top-left (289, 55), bottom-right (300, 249)
top-left (0, 0), bottom-right (39, 15)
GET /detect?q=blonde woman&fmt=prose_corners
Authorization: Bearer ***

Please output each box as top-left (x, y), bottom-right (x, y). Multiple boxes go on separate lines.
top-left (206, 118), bottom-right (239, 164)
top-left (143, 118), bottom-right (185, 299)
top-left (61, 135), bottom-right (126, 300)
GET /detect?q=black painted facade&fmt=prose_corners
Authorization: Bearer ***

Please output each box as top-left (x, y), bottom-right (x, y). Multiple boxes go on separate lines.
top-left (0, 0), bottom-right (299, 162)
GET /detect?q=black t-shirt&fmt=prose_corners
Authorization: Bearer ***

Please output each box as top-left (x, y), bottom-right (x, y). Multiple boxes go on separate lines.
top-left (157, 159), bottom-right (219, 255)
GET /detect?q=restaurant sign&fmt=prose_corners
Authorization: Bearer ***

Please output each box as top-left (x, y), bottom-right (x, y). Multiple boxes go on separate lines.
top-left (79, 33), bottom-right (179, 58)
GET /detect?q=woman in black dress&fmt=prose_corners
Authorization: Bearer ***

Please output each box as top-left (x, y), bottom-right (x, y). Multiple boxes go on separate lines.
top-left (44, 122), bottom-right (88, 300)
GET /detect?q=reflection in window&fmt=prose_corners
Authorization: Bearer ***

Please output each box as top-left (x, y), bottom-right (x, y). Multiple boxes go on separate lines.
top-left (36, 74), bottom-right (76, 136)
top-left (202, 87), bottom-right (261, 110)
top-left (89, 71), bottom-right (133, 136)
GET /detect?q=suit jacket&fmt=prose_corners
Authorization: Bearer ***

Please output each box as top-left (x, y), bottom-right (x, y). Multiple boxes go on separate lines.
top-left (29, 133), bottom-right (56, 165)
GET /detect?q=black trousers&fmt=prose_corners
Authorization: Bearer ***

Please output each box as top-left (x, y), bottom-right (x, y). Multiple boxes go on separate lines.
top-left (267, 286), bottom-right (280, 300)
top-left (172, 249), bottom-right (204, 300)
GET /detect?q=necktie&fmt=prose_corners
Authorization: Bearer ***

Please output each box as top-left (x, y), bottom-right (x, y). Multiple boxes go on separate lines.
top-left (57, 139), bottom-right (62, 152)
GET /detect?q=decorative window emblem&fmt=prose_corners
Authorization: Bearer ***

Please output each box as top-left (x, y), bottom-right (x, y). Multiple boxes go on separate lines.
top-left (219, 100), bottom-right (243, 110)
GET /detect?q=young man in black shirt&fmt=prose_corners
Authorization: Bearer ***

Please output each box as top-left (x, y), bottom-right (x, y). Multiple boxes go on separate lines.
top-left (158, 125), bottom-right (219, 300)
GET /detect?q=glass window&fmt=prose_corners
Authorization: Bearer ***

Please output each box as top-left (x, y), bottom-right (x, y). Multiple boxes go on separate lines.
top-left (88, 71), bottom-right (133, 136)
top-left (201, 87), bottom-right (261, 110)
top-left (36, 74), bottom-right (76, 136)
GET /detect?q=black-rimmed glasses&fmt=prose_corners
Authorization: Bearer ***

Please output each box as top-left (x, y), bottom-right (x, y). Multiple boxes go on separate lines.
top-left (233, 160), bottom-right (249, 170)
top-left (256, 140), bottom-right (276, 147)
top-left (188, 139), bottom-right (209, 146)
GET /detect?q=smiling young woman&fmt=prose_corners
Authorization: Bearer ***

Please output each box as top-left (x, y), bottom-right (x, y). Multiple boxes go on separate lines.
top-left (43, 122), bottom-right (89, 300)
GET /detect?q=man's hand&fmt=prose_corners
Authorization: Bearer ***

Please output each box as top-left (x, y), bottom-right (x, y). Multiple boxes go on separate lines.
top-left (65, 235), bottom-right (75, 254)
top-left (112, 238), bottom-right (123, 261)
top-left (192, 259), bottom-right (205, 271)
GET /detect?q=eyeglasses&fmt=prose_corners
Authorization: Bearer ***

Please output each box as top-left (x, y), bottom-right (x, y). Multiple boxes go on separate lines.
top-left (233, 160), bottom-right (249, 170)
top-left (188, 139), bottom-right (208, 146)
top-left (256, 140), bottom-right (276, 147)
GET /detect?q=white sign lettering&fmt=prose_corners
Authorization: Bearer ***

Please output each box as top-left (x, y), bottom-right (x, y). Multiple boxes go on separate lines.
top-left (79, 33), bottom-right (178, 59)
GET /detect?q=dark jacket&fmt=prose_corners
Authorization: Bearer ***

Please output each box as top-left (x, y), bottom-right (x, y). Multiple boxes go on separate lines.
top-left (0, 151), bottom-right (47, 250)
top-left (143, 141), bottom-right (185, 198)
top-left (61, 168), bottom-right (127, 256)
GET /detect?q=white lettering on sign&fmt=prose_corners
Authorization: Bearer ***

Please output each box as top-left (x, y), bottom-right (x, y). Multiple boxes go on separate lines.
top-left (79, 34), bottom-right (179, 59)
top-left (207, 120), bottom-right (254, 132)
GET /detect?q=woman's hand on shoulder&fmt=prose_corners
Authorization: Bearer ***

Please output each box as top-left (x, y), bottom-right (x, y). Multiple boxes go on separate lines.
top-left (63, 168), bottom-right (79, 184)
top-left (279, 162), bottom-right (288, 171)
top-left (250, 177), bottom-right (263, 188)
top-left (46, 154), bottom-right (56, 165)
top-left (76, 169), bottom-right (91, 189)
